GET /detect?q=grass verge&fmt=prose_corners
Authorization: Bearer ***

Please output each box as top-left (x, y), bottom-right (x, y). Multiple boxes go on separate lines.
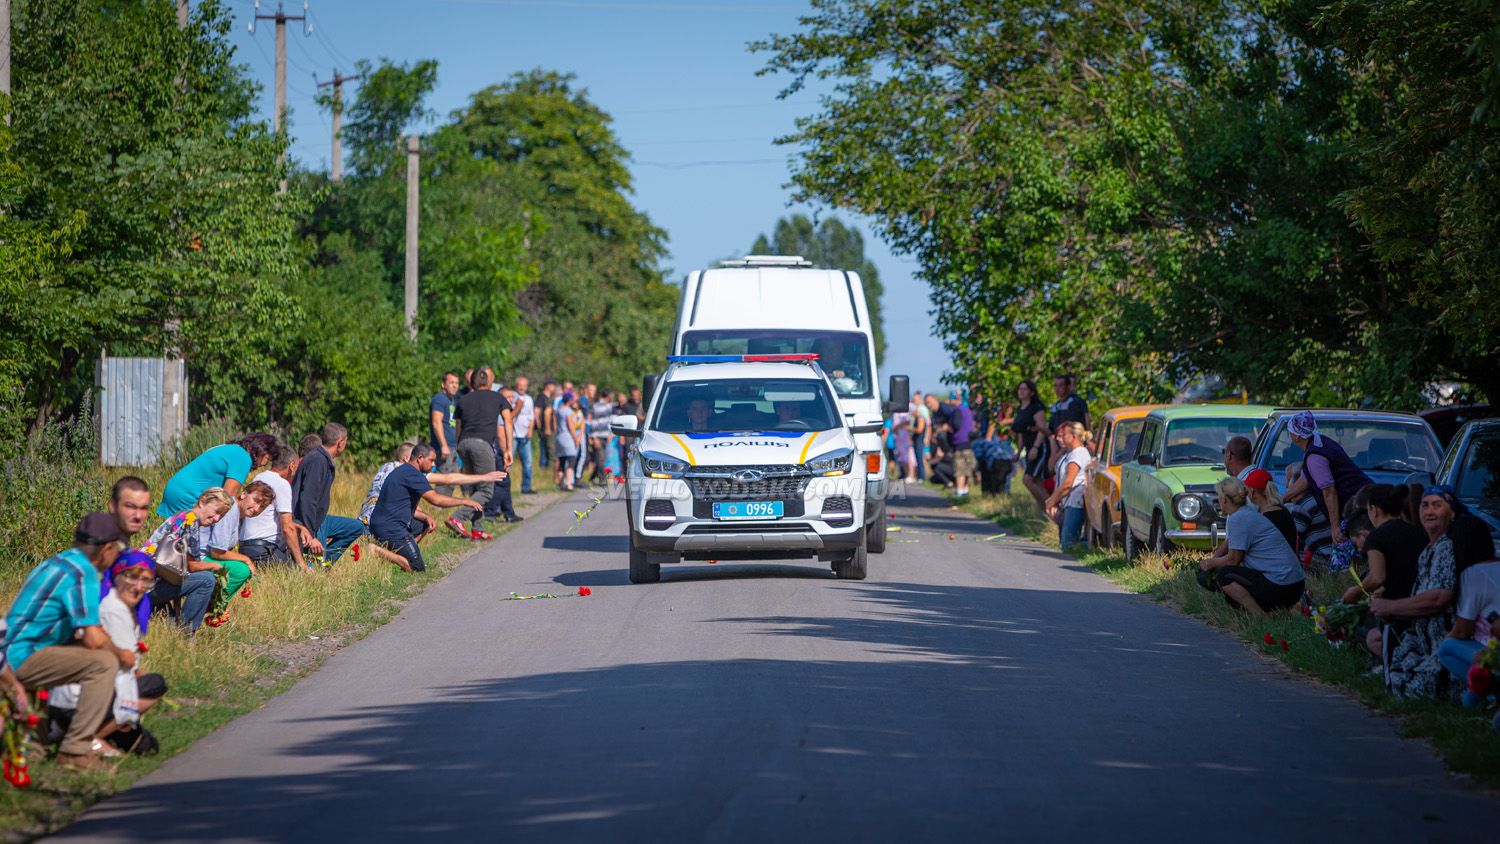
top-left (0, 465), bottom-right (566, 839)
top-left (955, 485), bottom-right (1500, 789)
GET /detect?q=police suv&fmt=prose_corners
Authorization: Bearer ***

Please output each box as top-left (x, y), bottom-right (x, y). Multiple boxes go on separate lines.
top-left (610, 354), bottom-right (887, 583)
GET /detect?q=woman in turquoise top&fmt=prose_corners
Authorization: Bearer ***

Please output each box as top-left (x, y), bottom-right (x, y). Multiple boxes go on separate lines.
top-left (156, 433), bottom-right (280, 517)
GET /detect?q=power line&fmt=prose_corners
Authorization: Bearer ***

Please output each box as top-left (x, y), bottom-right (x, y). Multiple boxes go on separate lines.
top-left (438, 0), bottom-right (802, 11)
top-left (306, 9), bottom-right (357, 68)
top-left (633, 158), bottom-right (787, 170)
top-left (627, 136), bottom-right (776, 147)
top-left (613, 101), bottom-right (807, 116)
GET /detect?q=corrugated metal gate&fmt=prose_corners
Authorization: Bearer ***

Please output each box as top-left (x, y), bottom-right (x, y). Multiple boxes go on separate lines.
top-left (96, 356), bottom-right (188, 467)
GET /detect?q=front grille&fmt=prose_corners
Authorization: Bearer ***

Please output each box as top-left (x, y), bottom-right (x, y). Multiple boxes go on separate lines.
top-left (685, 464), bottom-right (810, 479)
top-left (683, 522), bottom-right (815, 535)
top-left (686, 476), bottom-right (811, 500)
top-left (822, 496), bottom-right (853, 527)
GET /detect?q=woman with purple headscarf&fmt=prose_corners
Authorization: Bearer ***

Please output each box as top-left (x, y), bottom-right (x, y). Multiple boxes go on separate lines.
top-left (1284, 411), bottom-right (1373, 547)
top-left (45, 550), bottom-right (167, 756)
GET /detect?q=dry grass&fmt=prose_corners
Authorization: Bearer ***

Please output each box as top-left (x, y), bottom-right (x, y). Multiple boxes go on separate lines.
top-left (957, 482), bottom-right (1500, 788)
top-left (0, 456), bottom-right (564, 838)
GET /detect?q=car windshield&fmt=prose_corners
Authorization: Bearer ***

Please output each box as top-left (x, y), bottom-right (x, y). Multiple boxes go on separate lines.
top-left (1265, 419), bottom-right (1440, 473)
top-left (1110, 419), bottom-right (1145, 464)
top-left (680, 330), bottom-right (872, 398)
top-left (1455, 430), bottom-right (1500, 505)
top-left (651, 378), bottom-right (842, 434)
top-left (1163, 418), bottom-right (1263, 466)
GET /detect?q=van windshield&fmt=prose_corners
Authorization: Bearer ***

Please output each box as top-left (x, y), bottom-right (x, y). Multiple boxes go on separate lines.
top-left (652, 378), bottom-right (842, 434)
top-left (680, 330), bottom-right (872, 398)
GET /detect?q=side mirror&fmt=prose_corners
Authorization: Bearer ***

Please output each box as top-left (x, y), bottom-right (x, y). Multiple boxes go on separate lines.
top-left (849, 421), bottom-right (885, 435)
top-left (642, 373), bottom-right (659, 407)
top-left (609, 414), bottom-right (640, 438)
top-left (885, 375), bottom-right (910, 413)
top-left (1137, 453), bottom-right (1156, 467)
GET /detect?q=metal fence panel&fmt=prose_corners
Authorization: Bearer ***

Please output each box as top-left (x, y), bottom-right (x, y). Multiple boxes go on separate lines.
top-left (97, 357), bottom-right (187, 467)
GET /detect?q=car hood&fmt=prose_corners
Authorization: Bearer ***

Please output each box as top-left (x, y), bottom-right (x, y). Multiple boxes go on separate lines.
top-left (637, 429), bottom-right (854, 468)
top-left (1150, 464), bottom-right (1229, 490)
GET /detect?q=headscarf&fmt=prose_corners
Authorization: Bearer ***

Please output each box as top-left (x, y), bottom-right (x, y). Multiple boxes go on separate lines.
top-left (1422, 484), bottom-right (1470, 517)
top-left (1286, 411), bottom-right (1322, 447)
top-left (103, 549), bottom-right (156, 635)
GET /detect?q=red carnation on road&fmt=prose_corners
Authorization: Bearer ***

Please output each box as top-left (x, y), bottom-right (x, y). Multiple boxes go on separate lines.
top-left (578, 587), bottom-right (592, 597)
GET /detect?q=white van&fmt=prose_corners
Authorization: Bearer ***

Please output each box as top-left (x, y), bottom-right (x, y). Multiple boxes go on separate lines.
top-left (671, 256), bottom-right (907, 552)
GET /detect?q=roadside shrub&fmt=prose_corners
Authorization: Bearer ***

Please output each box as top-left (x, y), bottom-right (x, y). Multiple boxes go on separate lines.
top-left (0, 409), bottom-right (101, 596)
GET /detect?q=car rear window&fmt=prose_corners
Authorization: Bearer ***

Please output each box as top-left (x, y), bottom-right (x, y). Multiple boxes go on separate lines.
top-left (1265, 419), bottom-right (1440, 474)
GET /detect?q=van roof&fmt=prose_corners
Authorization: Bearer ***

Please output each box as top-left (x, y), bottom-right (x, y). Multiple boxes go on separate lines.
top-left (685, 266), bottom-right (864, 331)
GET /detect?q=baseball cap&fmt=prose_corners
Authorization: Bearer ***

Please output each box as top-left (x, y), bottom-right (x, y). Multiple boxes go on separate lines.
top-left (1244, 468), bottom-right (1274, 491)
top-left (74, 512), bottom-right (126, 546)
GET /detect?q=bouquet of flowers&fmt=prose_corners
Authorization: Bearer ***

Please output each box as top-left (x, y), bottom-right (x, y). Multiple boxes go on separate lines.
top-left (1312, 601), bottom-right (1367, 645)
top-left (1466, 639), bottom-right (1500, 697)
top-left (2, 690), bottom-right (47, 788)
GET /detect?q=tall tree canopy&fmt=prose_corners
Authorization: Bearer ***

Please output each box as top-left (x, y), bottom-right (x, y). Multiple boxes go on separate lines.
top-left (750, 215), bottom-right (887, 365)
top-left (756, 0), bottom-right (1500, 406)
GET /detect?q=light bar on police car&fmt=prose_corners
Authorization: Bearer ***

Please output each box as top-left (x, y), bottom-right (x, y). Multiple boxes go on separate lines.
top-left (666, 354), bottom-right (820, 363)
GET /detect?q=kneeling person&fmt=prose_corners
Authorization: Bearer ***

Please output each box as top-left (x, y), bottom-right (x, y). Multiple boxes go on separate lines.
top-left (1197, 477), bottom-right (1306, 616)
top-left (368, 444), bottom-right (482, 573)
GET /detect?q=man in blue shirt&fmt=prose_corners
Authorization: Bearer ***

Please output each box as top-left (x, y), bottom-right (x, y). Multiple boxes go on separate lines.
top-left (428, 372), bottom-right (461, 478)
top-left (5, 513), bottom-right (135, 770)
top-left (370, 444), bottom-right (481, 573)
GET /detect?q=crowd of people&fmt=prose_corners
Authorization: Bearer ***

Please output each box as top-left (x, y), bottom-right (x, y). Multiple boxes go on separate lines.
top-left (0, 367), bottom-right (643, 771)
top-left (898, 385), bottom-right (1500, 729)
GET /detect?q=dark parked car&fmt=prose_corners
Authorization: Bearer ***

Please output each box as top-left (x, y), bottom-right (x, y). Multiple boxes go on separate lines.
top-left (1251, 409), bottom-right (1443, 488)
top-left (1419, 403), bottom-right (1496, 449)
top-left (1432, 419), bottom-right (1500, 552)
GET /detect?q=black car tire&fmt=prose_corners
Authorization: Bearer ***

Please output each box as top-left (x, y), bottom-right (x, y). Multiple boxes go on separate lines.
top-left (834, 527), bottom-right (869, 580)
top-left (628, 533), bottom-right (661, 584)
top-left (1100, 503), bottom-right (1115, 549)
top-left (1123, 513), bottom-right (1140, 561)
top-left (1150, 512), bottom-right (1175, 555)
top-left (867, 504), bottom-right (887, 554)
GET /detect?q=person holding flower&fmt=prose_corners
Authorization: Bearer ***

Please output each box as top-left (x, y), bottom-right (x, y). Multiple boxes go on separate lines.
top-left (46, 550), bottom-right (167, 757)
top-left (204, 482), bottom-right (278, 624)
top-left (146, 488), bottom-right (234, 632)
top-left (1377, 487), bottom-right (1465, 699)
top-left (1198, 477), bottom-right (1306, 615)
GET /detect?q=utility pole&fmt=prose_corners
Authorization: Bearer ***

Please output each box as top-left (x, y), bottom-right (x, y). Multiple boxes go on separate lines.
top-left (249, 1), bottom-right (311, 192)
top-left (404, 135), bottom-right (420, 340)
top-left (177, 0), bottom-right (189, 28)
top-left (2, 0), bottom-right (11, 127)
top-left (317, 69), bottom-right (361, 182)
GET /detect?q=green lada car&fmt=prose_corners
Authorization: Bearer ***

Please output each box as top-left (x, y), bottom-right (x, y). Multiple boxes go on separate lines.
top-left (1120, 404), bottom-right (1275, 558)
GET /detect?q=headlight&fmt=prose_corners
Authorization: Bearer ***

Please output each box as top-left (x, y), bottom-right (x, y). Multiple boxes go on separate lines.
top-left (641, 451), bottom-right (688, 479)
top-left (1174, 495), bottom-right (1203, 521)
top-left (806, 448), bottom-right (854, 476)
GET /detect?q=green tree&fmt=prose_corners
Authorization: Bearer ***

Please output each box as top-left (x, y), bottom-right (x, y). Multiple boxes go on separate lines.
top-left (3, 0), bottom-right (305, 432)
top-left (750, 215), bottom-right (887, 365)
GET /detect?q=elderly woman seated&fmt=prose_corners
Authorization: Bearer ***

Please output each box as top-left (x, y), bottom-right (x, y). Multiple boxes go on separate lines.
top-left (1197, 477), bottom-right (1307, 616)
top-left (1438, 518), bottom-right (1500, 710)
top-left (1375, 487), bottom-right (1489, 700)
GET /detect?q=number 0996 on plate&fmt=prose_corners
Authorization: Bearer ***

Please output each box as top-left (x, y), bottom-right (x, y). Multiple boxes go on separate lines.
top-left (712, 501), bottom-right (783, 520)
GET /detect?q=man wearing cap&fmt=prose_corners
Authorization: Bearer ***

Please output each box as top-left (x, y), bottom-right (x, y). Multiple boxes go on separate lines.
top-left (1284, 411), bottom-right (1373, 545)
top-left (4, 514), bottom-right (138, 770)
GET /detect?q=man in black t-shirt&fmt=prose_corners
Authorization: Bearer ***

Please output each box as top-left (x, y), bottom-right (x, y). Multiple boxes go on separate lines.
top-left (451, 367), bottom-right (512, 539)
top-left (1049, 374), bottom-right (1089, 442)
top-left (369, 444), bottom-right (480, 572)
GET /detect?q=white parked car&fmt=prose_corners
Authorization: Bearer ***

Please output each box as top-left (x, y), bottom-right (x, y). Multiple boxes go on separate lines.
top-left (611, 354), bottom-right (885, 583)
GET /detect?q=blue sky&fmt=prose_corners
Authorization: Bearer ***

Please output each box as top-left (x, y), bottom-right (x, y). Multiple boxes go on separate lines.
top-left (227, 0), bottom-right (953, 392)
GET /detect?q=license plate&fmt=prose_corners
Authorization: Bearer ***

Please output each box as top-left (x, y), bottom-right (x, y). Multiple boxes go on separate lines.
top-left (712, 501), bottom-right (784, 520)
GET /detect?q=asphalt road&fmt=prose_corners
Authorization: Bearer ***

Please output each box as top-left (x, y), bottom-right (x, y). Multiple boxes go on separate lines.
top-left (53, 483), bottom-right (1500, 842)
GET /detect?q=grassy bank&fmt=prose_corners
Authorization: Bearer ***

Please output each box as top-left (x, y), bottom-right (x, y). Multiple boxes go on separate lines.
top-left (956, 485), bottom-right (1500, 788)
top-left (0, 452), bottom-right (564, 839)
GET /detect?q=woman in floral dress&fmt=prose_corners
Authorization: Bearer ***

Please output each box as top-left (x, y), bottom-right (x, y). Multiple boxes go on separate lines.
top-left (1375, 487), bottom-right (1464, 699)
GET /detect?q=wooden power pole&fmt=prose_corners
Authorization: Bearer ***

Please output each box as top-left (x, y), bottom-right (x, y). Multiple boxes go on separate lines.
top-left (177, 0), bottom-right (189, 28)
top-left (317, 69), bottom-right (361, 182)
top-left (2, 0), bottom-right (11, 127)
top-left (249, 1), bottom-right (310, 192)
top-left (404, 135), bottom-right (420, 340)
